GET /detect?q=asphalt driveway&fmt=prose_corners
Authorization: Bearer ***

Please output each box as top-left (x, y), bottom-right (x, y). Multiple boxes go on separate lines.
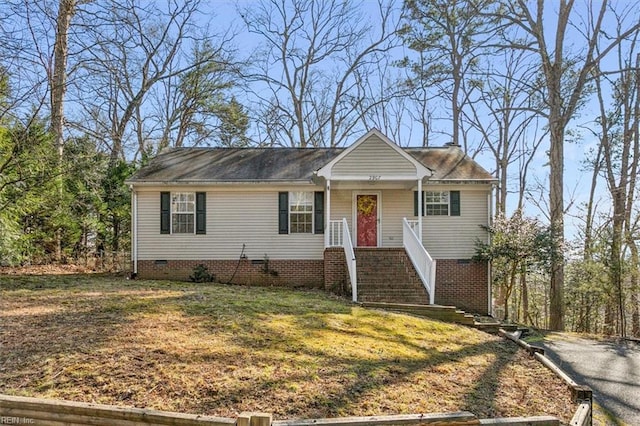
top-left (533, 334), bottom-right (640, 425)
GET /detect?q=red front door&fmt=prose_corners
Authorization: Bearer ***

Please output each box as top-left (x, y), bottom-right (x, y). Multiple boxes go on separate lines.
top-left (356, 194), bottom-right (378, 247)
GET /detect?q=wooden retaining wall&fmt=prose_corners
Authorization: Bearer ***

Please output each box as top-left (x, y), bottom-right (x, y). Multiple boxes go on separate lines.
top-left (0, 394), bottom-right (561, 426)
top-left (498, 329), bottom-right (593, 426)
top-left (0, 394), bottom-right (235, 426)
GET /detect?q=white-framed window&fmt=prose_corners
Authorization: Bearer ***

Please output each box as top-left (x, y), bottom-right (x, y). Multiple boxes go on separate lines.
top-left (289, 191), bottom-right (313, 233)
top-left (172, 192), bottom-right (195, 233)
top-left (425, 191), bottom-right (449, 216)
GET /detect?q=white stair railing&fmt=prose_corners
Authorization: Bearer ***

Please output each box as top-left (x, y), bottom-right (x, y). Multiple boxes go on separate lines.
top-left (402, 218), bottom-right (435, 304)
top-left (341, 218), bottom-right (357, 302)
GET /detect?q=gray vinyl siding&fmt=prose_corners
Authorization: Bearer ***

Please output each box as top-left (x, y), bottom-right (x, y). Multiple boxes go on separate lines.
top-left (135, 185), bottom-right (490, 261)
top-left (328, 187), bottom-right (489, 257)
top-left (421, 188), bottom-right (489, 258)
top-left (136, 188), bottom-right (324, 260)
top-left (332, 135), bottom-right (416, 177)
top-left (329, 190), bottom-right (352, 227)
top-left (380, 189), bottom-right (411, 247)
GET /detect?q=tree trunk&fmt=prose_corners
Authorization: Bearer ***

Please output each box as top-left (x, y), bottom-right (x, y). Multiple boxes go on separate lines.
top-left (632, 293), bottom-right (640, 337)
top-left (629, 242), bottom-right (640, 337)
top-left (548, 118), bottom-right (565, 331)
top-left (611, 197), bottom-right (626, 336)
top-left (503, 262), bottom-right (519, 321)
top-left (51, 0), bottom-right (75, 263)
top-left (521, 268), bottom-right (534, 325)
top-left (112, 217), bottom-right (120, 254)
top-left (584, 143), bottom-right (603, 260)
top-left (604, 304), bottom-right (614, 335)
top-left (51, 0), bottom-right (75, 159)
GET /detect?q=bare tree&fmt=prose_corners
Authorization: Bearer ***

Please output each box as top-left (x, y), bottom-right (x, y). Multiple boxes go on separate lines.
top-left (593, 21), bottom-right (640, 335)
top-left (354, 60), bottom-right (414, 144)
top-left (240, 0), bottom-right (401, 147)
top-left (0, 1), bottom-right (76, 141)
top-left (61, 0), bottom-right (238, 253)
top-left (496, 0), bottom-right (640, 330)
top-left (70, 0), bottom-right (232, 162)
top-left (151, 39), bottom-right (241, 153)
top-left (403, 52), bottom-right (435, 147)
top-left (464, 48), bottom-right (547, 214)
top-left (401, 0), bottom-right (500, 152)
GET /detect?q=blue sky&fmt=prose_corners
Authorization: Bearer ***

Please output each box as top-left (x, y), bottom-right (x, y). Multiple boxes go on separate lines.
top-left (197, 0), bottom-right (628, 242)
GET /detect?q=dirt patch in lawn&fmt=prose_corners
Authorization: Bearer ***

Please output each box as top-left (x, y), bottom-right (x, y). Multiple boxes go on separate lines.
top-left (0, 264), bottom-right (95, 275)
top-left (0, 274), bottom-right (576, 421)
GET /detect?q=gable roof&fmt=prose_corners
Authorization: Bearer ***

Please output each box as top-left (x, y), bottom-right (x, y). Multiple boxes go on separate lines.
top-left (407, 148), bottom-right (494, 182)
top-left (126, 145), bottom-right (495, 185)
top-left (316, 129), bottom-right (432, 180)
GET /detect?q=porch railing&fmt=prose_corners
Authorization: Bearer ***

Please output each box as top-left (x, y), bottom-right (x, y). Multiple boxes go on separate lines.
top-left (341, 218), bottom-right (358, 302)
top-left (406, 219), bottom-right (419, 234)
top-left (403, 218), bottom-right (435, 304)
top-left (328, 220), bottom-right (344, 247)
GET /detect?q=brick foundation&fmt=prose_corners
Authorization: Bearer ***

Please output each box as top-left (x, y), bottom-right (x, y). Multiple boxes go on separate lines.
top-left (136, 254), bottom-right (489, 314)
top-left (323, 247), bottom-right (348, 295)
top-left (435, 259), bottom-right (489, 314)
top-left (137, 258), bottom-right (324, 288)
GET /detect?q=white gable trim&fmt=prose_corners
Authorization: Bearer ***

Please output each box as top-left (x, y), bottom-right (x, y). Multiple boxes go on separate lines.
top-left (316, 129), bottom-right (432, 180)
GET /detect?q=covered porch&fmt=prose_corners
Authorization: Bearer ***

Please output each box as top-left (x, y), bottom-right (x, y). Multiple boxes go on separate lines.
top-left (314, 130), bottom-right (436, 304)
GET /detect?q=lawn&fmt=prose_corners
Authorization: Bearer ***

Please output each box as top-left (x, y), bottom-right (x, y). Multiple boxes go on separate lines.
top-left (0, 272), bottom-right (575, 421)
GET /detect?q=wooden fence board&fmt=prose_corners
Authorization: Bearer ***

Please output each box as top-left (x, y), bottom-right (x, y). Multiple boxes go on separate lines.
top-left (569, 403), bottom-right (591, 426)
top-left (0, 394), bottom-right (235, 426)
top-left (272, 412), bottom-right (479, 426)
top-left (478, 416), bottom-right (559, 425)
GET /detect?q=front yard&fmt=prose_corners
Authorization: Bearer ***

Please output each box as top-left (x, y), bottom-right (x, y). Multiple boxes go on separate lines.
top-left (0, 273), bottom-right (575, 421)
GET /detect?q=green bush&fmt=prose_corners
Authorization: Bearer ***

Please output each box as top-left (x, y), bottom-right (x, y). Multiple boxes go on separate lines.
top-left (189, 264), bottom-right (215, 283)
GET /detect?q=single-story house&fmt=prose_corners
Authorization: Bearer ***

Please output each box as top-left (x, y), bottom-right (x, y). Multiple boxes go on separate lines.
top-left (125, 129), bottom-right (496, 314)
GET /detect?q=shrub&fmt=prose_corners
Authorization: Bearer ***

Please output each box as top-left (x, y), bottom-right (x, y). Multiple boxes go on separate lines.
top-left (189, 264), bottom-right (215, 283)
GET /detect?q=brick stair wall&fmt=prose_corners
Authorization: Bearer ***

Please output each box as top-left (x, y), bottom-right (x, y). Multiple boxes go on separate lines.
top-left (355, 248), bottom-right (430, 305)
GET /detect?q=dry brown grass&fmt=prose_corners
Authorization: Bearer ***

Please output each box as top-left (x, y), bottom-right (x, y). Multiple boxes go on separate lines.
top-left (0, 273), bottom-right (576, 422)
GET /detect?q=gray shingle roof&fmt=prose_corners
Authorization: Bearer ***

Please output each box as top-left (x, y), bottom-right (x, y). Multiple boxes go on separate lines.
top-left (126, 146), bottom-right (494, 184)
top-left (407, 147), bottom-right (495, 181)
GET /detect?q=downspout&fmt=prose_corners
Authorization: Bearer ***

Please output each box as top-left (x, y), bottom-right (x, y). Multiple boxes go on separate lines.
top-left (131, 186), bottom-right (138, 275)
top-left (487, 188), bottom-right (494, 316)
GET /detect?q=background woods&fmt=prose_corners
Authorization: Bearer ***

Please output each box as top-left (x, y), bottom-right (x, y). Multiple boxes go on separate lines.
top-left (1, 0), bottom-right (640, 336)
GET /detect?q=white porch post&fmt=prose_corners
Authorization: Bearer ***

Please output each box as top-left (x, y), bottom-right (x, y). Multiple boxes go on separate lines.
top-left (325, 179), bottom-right (331, 248)
top-left (417, 179), bottom-right (423, 240)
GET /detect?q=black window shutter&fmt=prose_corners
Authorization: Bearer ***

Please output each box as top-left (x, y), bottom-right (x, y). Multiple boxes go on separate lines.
top-left (450, 191), bottom-right (461, 216)
top-left (278, 192), bottom-right (289, 234)
top-left (196, 192), bottom-right (206, 234)
top-left (314, 191), bottom-right (324, 234)
top-left (160, 192), bottom-right (170, 234)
